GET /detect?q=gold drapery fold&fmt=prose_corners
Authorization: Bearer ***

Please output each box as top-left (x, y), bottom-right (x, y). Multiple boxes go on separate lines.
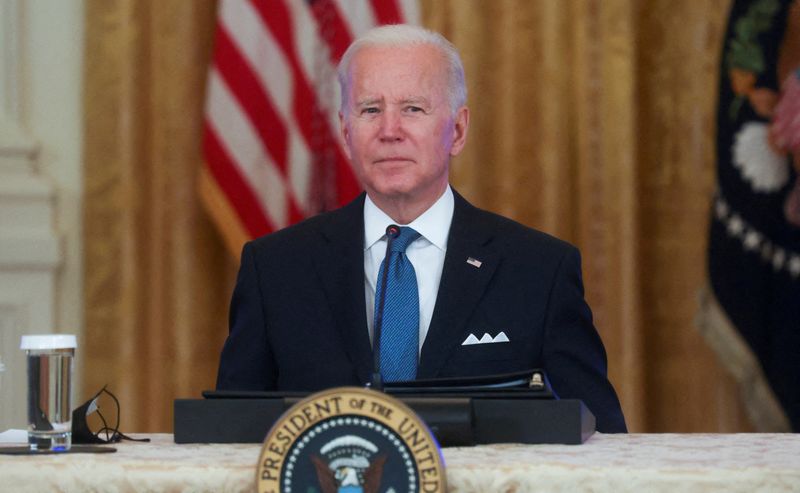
top-left (83, 0), bottom-right (233, 432)
top-left (84, 0), bottom-right (752, 432)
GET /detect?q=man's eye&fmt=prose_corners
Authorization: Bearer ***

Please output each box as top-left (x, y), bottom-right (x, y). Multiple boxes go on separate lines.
top-left (361, 107), bottom-right (379, 114)
top-left (406, 106), bottom-right (423, 112)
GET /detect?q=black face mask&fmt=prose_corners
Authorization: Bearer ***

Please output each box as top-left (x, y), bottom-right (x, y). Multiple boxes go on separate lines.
top-left (71, 386), bottom-right (149, 444)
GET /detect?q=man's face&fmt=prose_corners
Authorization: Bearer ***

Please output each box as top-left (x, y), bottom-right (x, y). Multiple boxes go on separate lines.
top-left (339, 44), bottom-right (468, 214)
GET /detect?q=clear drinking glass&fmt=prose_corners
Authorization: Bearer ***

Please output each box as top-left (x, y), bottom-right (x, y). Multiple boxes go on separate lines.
top-left (20, 334), bottom-right (77, 452)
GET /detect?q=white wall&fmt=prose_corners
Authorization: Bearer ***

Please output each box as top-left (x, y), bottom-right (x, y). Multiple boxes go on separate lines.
top-left (0, 0), bottom-right (84, 431)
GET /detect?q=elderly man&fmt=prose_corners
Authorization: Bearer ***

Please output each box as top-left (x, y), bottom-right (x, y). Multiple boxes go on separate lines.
top-left (216, 24), bottom-right (626, 433)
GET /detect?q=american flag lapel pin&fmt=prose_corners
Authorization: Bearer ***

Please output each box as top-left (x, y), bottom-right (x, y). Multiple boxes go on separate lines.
top-left (466, 257), bottom-right (482, 268)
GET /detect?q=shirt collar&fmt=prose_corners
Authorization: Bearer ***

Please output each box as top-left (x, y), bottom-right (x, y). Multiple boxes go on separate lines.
top-left (364, 186), bottom-right (454, 251)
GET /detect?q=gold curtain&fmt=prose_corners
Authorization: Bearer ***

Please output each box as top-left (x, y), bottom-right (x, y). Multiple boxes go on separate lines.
top-left (84, 0), bottom-right (752, 432)
top-left (83, 0), bottom-right (234, 432)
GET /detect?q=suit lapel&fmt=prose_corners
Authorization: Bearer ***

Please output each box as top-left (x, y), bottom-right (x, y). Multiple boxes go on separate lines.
top-left (418, 191), bottom-right (501, 378)
top-left (312, 193), bottom-right (374, 385)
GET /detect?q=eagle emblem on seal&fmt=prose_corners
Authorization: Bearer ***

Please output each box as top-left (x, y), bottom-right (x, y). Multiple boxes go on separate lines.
top-left (310, 435), bottom-right (388, 493)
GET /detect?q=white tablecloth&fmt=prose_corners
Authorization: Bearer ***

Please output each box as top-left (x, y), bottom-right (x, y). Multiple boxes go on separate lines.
top-left (0, 433), bottom-right (798, 492)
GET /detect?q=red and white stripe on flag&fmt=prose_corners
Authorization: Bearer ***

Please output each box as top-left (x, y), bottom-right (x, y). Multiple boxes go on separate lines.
top-left (199, 0), bottom-right (419, 256)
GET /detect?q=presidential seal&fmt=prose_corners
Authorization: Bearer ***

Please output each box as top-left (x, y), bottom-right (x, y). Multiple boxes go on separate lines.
top-left (257, 387), bottom-right (446, 493)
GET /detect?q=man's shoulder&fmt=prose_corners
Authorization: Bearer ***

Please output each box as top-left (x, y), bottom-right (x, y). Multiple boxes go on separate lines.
top-left (247, 213), bottom-right (325, 251)
top-left (246, 193), bottom-right (365, 255)
top-left (456, 193), bottom-right (578, 258)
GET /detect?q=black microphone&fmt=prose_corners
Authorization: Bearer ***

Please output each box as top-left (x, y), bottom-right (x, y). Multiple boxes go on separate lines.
top-left (370, 224), bottom-right (401, 391)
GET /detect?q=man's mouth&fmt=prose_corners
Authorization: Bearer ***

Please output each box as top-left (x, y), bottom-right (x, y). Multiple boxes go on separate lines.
top-left (374, 157), bottom-right (413, 163)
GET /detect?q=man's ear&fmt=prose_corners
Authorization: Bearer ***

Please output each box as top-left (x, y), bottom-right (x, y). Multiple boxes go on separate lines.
top-left (449, 106), bottom-right (470, 157)
top-left (339, 111), bottom-right (352, 160)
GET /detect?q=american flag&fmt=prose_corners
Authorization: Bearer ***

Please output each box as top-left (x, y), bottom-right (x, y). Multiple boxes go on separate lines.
top-left (200, 0), bottom-right (419, 254)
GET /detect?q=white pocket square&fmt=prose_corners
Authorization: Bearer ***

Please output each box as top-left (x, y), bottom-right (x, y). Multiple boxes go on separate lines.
top-left (461, 331), bottom-right (510, 345)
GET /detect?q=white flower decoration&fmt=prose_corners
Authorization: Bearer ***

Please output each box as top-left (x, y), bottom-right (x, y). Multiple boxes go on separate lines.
top-left (732, 122), bottom-right (789, 193)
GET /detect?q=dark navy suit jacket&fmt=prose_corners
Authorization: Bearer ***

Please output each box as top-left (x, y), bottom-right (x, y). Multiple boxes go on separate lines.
top-left (216, 191), bottom-right (627, 432)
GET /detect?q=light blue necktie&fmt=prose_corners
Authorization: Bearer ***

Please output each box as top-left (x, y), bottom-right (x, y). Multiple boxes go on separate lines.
top-left (375, 226), bottom-right (421, 382)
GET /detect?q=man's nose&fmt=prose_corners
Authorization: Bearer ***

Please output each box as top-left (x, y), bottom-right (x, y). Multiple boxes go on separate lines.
top-left (378, 110), bottom-right (403, 141)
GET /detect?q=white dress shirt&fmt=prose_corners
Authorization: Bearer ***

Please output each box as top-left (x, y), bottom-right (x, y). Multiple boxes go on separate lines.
top-left (364, 186), bottom-right (454, 353)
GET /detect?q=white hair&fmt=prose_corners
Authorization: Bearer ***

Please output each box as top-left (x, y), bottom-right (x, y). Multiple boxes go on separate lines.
top-left (337, 24), bottom-right (467, 114)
